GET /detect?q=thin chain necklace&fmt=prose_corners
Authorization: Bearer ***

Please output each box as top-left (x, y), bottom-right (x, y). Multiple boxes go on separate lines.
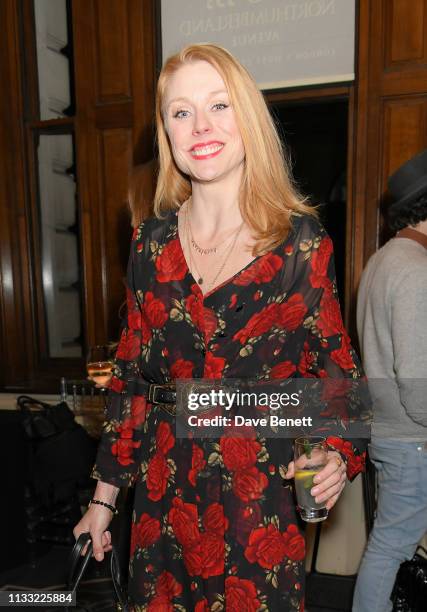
top-left (185, 203), bottom-right (243, 290)
top-left (188, 217), bottom-right (234, 255)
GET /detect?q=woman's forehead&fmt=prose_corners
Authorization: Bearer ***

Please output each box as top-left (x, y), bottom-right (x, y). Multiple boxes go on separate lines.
top-left (165, 60), bottom-right (227, 99)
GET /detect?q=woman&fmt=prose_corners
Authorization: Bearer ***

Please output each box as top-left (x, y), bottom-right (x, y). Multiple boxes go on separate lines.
top-left (74, 44), bottom-right (366, 611)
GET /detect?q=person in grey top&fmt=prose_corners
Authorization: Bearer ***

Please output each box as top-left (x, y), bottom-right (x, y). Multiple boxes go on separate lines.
top-left (353, 150), bottom-right (427, 612)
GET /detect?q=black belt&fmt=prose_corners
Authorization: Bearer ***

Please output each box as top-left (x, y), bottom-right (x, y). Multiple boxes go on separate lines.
top-left (127, 379), bottom-right (177, 411)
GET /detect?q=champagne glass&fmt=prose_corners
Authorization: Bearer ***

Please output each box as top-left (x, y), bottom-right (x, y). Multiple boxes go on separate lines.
top-left (87, 345), bottom-right (114, 390)
top-left (294, 436), bottom-right (328, 523)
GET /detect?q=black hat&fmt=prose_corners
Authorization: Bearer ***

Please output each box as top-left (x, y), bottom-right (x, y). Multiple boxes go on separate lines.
top-left (387, 149), bottom-right (427, 212)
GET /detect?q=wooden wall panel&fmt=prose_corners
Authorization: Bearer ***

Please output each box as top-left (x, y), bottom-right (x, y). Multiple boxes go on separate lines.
top-left (95, 0), bottom-right (131, 101)
top-left (0, 0), bottom-right (35, 387)
top-left (98, 129), bottom-right (133, 335)
top-left (350, 0), bottom-right (427, 314)
top-left (73, 0), bottom-right (156, 346)
top-left (386, 0), bottom-right (426, 64)
top-left (382, 100), bottom-right (427, 183)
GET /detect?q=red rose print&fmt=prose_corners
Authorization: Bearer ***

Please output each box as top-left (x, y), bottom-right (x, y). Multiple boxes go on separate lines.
top-left (298, 342), bottom-right (316, 377)
top-left (130, 395), bottom-right (147, 427)
top-left (285, 244), bottom-right (293, 255)
top-left (184, 532), bottom-right (224, 578)
top-left (183, 542), bottom-right (202, 577)
top-left (244, 523), bottom-right (288, 569)
top-left (116, 328), bottom-right (140, 360)
top-left (220, 437), bottom-right (261, 471)
top-left (232, 466), bottom-right (268, 502)
top-left (283, 524), bottom-right (305, 561)
top-left (185, 286), bottom-right (204, 330)
top-left (203, 306), bottom-right (218, 343)
top-left (233, 253), bottom-right (282, 286)
top-left (156, 422), bottom-right (175, 455)
top-left (203, 352), bottom-right (226, 378)
top-left (225, 576), bottom-right (261, 612)
top-left (111, 424), bottom-right (141, 466)
top-left (229, 293), bottom-right (237, 308)
top-left (270, 360), bottom-right (297, 379)
top-left (147, 595), bottom-right (173, 612)
top-left (188, 443), bottom-right (206, 486)
top-left (146, 452), bottom-right (170, 501)
top-left (233, 302), bottom-right (280, 344)
top-left (330, 334), bottom-right (355, 370)
top-left (170, 358), bottom-right (194, 379)
top-left (317, 292), bottom-right (344, 337)
top-left (326, 435), bottom-right (366, 480)
top-left (347, 453), bottom-right (365, 480)
top-left (155, 239), bottom-right (187, 282)
top-left (168, 497), bottom-right (200, 547)
top-left (127, 307), bottom-right (142, 333)
top-left (200, 531), bottom-right (224, 578)
top-left (143, 292), bottom-right (168, 328)
top-left (202, 502), bottom-right (229, 534)
top-left (311, 236), bottom-right (333, 278)
top-left (277, 293), bottom-right (308, 331)
top-left (132, 513), bottom-right (161, 551)
top-left (156, 570), bottom-right (183, 598)
top-left (195, 599), bottom-right (209, 612)
top-left (234, 502), bottom-right (263, 547)
top-left (110, 376), bottom-right (125, 393)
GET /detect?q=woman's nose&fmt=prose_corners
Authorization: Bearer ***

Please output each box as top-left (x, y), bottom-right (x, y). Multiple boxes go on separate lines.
top-left (192, 111), bottom-right (212, 136)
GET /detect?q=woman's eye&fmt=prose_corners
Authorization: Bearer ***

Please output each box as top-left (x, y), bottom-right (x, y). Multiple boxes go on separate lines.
top-left (212, 103), bottom-right (228, 111)
top-left (173, 109), bottom-right (190, 119)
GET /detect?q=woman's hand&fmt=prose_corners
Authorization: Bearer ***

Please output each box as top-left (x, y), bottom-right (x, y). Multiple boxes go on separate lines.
top-left (73, 504), bottom-right (113, 561)
top-left (73, 482), bottom-right (119, 561)
top-left (284, 450), bottom-right (347, 510)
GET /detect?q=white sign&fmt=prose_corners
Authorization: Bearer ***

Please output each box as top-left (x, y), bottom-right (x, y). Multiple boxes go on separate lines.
top-left (161, 0), bottom-right (355, 90)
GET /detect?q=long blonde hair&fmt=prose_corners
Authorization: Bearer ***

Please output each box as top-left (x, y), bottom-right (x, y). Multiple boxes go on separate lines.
top-left (127, 160), bottom-right (157, 228)
top-left (154, 44), bottom-right (316, 255)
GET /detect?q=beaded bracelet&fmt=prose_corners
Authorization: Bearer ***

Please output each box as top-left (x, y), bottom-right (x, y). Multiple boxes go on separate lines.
top-left (89, 499), bottom-right (118, 515)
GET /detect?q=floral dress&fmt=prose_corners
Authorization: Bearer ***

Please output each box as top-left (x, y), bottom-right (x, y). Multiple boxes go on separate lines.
top-left (93, 211), bottom-right (366, 612)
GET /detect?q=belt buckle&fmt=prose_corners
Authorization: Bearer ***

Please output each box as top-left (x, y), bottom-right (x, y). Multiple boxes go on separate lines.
top-left (148, 383), bottom-right (176, 405)
top-left (148, 384), bottom-right (162, 404)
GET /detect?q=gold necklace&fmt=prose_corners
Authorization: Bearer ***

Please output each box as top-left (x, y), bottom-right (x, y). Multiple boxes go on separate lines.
top-left (185, 204), bottom-right (243, 290)
top-left (188, 219), bottom-right (234, 255)
top-left (187, 198), bottom-right (243, 255)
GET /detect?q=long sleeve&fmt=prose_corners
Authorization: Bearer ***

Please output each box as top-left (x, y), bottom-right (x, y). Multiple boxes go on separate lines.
top-left (289, 217), bottom-right (369, 480)
top-left (92, 224), bottom-right (148, 487)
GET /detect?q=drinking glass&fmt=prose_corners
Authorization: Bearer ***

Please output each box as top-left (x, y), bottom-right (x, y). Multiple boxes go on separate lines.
top-left (86, 345), bottom-right (114, 390)
top-left (294, 435), bottom-right (328, 523)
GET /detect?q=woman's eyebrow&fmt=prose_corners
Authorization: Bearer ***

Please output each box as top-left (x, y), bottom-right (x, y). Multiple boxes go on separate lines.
top-left (166, 90), bottom-right (229, 110)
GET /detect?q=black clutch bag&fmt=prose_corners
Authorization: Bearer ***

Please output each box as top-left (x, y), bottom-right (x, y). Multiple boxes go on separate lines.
top-left (66, 532), bottom-right (129, 612)
top-left (391, 546), bottom-right (427, 612)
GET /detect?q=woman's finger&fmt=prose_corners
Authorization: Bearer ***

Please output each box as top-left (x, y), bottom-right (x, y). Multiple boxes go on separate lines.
top-left (325, 483), bottom-right (346, 510)
top-left (313, 481), bottom-right (342, 504)
top-left (284, 461), bottom-right (295, 479)
top-left (313, 454), bottom-right (344, 483)
top-left (311, 468), bottom-right (345, 496)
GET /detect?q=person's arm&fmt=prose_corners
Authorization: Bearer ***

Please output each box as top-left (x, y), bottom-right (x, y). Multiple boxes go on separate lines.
top-left (74, 224), bottom-right (147, 558)
top-left (391, 266), bottom-right (427, 426)
top-left (73, 481), bottom-right (119, 560)
top-left (91, 223), bottom-right (148, 487)
top-left (284, 218), bottom-right (368, 506)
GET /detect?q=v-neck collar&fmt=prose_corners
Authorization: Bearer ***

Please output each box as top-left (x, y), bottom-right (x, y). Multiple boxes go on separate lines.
top-left (171, 210), bottom-right (262, 300)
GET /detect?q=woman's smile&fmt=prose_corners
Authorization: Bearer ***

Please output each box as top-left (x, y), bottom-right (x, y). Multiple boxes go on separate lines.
top-left (190, 141), bottom-right (224, 159)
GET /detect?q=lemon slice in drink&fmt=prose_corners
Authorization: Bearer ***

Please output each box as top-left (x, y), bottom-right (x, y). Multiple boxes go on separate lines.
top-left (295, 470), bottom-right (319, 489)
